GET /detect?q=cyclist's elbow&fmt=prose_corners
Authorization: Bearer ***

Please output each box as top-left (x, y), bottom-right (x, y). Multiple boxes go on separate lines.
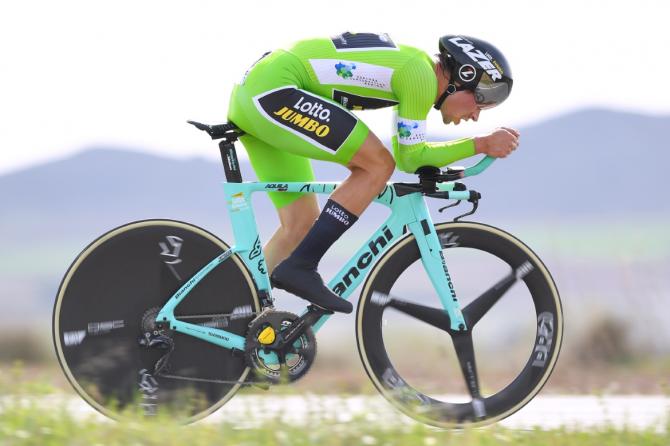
top-left (380, 153), bottom-right (396, 179)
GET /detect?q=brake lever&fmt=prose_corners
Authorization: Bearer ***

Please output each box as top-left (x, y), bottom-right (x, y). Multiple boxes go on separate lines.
top-left (438, 200), bottom-right (461, 213)
top-left (453, 198), bottom-right (479, 222)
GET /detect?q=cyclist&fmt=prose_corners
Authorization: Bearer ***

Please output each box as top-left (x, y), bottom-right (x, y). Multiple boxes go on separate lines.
top-left (227, 33), bottom-right (519, 314)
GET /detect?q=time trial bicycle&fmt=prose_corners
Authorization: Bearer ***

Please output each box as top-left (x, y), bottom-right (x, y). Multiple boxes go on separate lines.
top-left (52, 121), bottom-right (562, 428)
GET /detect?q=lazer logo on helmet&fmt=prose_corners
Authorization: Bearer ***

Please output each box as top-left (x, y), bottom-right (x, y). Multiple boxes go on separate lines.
top-left (449, 36), bottom-right (502, 81)
top-left (255, 87), bottom-right (357, 152)
top-left (458, 64), bottom-right (477, 83)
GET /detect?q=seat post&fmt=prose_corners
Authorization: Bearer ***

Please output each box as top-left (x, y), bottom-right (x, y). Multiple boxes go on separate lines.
top-left (219, 140), bottom-right (243, 183)
top-left (186, 120), bottom-right (245, 183)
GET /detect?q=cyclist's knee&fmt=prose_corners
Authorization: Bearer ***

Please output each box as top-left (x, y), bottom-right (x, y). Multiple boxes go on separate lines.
top-left (349, 132), bottom-right (395, 183)
top-left (376, 149), bottom-right (396, 180)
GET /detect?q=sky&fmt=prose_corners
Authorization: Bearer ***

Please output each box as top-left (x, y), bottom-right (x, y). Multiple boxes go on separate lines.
top-left (1, 0), bottom-right (669, 175)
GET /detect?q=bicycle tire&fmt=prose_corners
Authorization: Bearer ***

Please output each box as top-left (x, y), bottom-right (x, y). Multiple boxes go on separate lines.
top-left (52, 219), bottom-right (260, 423)
top-left (356, 221), bottom-right (563, 428)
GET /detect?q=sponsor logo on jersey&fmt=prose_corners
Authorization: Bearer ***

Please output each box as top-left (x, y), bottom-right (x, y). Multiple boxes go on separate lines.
top-left (272, 104), bottom-right (330, 138)
top-left (397, 121), bottom-right (417, 138)
top-left (333, 90), bottom-right (398, 110)
top-left (254, 87), bottom-right (357, 152)
top-left (448, 36), bottom-right (503, 81)
top-left (396, 118), bottom-right (426, 145)
top-left (335, 62), bottom-right (356, 79)
top-left (310, 59), bottom-right (394, 92)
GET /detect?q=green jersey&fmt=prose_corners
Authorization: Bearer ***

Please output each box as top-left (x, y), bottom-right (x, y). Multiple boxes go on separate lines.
top-left (286, 33), bottom-right (475, 172)
top-left (227, 32), bottom-right (475, 208)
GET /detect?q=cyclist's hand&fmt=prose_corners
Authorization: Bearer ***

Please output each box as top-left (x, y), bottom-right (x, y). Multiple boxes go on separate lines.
top-left (474, 127), bottom-right (520, 158)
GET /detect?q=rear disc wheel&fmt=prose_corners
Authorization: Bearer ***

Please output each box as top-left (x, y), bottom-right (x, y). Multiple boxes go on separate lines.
top-left (52, 219), bottom-right (260, 422)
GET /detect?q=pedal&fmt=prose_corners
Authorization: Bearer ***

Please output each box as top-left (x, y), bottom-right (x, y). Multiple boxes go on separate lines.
top-left (307, 304), bottom-right (333, 316)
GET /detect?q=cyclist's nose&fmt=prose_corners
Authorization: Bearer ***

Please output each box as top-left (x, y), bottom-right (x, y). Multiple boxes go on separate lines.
top-left (473, 109), bottom-right (480, 122)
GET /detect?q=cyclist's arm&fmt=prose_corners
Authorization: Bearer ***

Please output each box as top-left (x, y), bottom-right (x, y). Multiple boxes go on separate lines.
top-left (393, 137), bottom-right (476, 173)
top-left (391, 56), bottom-right (476, 173)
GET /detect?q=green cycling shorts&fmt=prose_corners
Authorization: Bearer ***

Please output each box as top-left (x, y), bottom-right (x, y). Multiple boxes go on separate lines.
top-left (227, 50), bottom-right (370, 208)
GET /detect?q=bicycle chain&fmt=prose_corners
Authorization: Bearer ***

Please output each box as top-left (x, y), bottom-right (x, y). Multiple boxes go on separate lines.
top-left (140, 308), bottom-right (315, 387)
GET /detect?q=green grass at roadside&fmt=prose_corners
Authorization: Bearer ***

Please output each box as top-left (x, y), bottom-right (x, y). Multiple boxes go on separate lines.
top-left (1, 400), bottom-right (668, 446)
top-left (1, 371), bottom-right (668, 446)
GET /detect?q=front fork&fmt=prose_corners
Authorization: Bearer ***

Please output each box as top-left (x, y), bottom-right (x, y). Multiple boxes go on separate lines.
top-left (407, 194), bottom-right (468, 332)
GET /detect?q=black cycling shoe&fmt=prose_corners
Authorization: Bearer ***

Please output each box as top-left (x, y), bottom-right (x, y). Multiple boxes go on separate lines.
top-left (270, 257), bottom-right (353, 314)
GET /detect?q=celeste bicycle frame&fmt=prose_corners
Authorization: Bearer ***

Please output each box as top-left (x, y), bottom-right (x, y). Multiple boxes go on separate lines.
top-left (155, 157), bottom-right (495, 362)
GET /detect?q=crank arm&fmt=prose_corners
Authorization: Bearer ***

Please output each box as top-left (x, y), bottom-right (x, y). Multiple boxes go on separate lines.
top-left (276, 305), bottom-right (328, 349)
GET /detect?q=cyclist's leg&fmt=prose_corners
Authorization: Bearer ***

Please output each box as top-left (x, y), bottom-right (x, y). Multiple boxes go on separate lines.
top-left (231, 83), bottom-right (393, 202)
top-left (239, 133), bottom-right (319, 273)
top-left (268, 195), bottom-right (319, 272)
top-left (229, 80), bottom-right (392, 312)
top-left (270, 130), bottom-right (394, 313)
top-left (239, 131), bottom-right (395, 303)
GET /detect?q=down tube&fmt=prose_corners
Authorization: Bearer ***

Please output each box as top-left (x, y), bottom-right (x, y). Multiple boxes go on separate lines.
top-left (310, 212), bottom-right (408, 333)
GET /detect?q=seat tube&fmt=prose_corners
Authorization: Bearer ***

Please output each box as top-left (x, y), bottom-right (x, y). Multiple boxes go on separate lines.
top-left (223, 183), bottom-right (271, 292)
top-left (407, 195), bottom-right (467, 331)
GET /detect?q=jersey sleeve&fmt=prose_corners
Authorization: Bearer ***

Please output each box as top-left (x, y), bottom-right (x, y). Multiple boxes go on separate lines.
top-left (391, 55), bottom-right (476, 173)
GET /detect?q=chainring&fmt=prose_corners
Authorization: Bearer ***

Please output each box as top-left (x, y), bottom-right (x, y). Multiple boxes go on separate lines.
top-left (244, 310), bottom-right (317, 384)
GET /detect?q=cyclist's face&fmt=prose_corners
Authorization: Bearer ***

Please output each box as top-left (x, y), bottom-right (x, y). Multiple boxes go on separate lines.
top-left (440, 90), bottom-right (481, 125)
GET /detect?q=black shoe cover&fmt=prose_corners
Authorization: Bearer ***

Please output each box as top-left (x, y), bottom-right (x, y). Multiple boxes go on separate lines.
top-left (270, 257), bottom-right (353, 314)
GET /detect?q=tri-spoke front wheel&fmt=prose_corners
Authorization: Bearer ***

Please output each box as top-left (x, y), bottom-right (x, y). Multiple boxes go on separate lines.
top-left (356, 222), bottom-right (562, 428)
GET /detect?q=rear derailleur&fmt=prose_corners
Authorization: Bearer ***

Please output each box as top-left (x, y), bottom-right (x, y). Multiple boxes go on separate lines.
top-left (137, 307), bottom-right (174, 376)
